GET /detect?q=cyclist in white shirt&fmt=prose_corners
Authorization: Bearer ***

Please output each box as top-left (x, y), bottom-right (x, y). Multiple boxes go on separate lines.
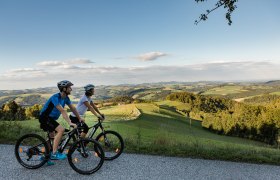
top-left (69, 84), bottom-right (104, 137)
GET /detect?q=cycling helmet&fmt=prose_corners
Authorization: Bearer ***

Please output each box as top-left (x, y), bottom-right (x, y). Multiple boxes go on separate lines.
top-left (57, 80), bottom-right (74, 91)
top-left (84, 84), bottom-right (95, 91)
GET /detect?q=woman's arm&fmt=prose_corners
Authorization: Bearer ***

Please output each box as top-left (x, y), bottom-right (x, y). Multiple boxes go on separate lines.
top-left (84, 101), bottom-right (101, 118)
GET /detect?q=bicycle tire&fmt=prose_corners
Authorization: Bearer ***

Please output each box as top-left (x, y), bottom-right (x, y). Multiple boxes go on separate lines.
top-left (95, 130), bottom-right (124, 160)
top-left (68, 138), bottom-right (104, 175)
top-left (15, 133), bottom-right (49, 169)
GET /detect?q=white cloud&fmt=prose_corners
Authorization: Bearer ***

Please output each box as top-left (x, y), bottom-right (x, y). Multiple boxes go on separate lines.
top-left (37, 61), bottom-right (63, 66)
top-left (37, 58), bottom-right (94, 67)
top-left (1, 61), bottom-right (280, 90)
top-left (55, 65), bottom-right (81, 70)
top-left (2, 68), bottom-right (46, 79)
top-left (137, 52), bottom-right (168, 61)
top-left (7, 68), bottom-right (40, 73)
top-left (68, 58), bottom-right (94, 64)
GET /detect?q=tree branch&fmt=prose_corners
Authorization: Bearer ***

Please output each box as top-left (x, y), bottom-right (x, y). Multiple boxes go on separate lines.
top-left (195, 0), bottom-right (238, 25)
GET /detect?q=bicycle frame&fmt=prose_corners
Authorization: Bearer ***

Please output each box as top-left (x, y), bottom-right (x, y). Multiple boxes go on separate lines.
top-left (47, 127), bottom-right (82, 153)
top-left (87, 119), bottom-right (105, 139)
top-left (46, 118), bottom-right (105, 154)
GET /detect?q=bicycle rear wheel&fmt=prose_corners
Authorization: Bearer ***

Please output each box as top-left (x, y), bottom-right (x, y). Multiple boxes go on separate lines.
top-left (68, 138), bottom-right (104, 175)
top-left (15, 134), bottom-right (49, 169)
top-left (95, 130), bottom-right (124, 160)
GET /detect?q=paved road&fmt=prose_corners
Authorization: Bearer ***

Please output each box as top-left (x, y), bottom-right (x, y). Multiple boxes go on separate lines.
top-left (1, 144), bottom-right (280, 180)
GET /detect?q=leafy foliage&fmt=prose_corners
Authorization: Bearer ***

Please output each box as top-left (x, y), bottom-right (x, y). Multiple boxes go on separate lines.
top-left (195, 0), bottom-right (238, 25)
top-left (167, 92), bottom-right (280, 145)
top-left (25, 104), bottom-right (43, 119)
top-left (0, 101), bottom-right (43, 120)
top-left (243, 94), bottom-right (280, 105)
top-left (0, 101), bottom-right (26, 121)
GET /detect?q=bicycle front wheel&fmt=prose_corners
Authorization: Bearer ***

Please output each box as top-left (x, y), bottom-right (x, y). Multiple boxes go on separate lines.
top-left (15, 134), bottom-right (49, 169)
top-left (68, 138), bottom-right (104, 175)
top-left (95, 130), bottom-right (124, 160)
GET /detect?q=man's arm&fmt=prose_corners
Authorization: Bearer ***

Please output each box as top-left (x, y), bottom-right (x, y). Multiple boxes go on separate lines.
top-left (68, 104), bottom-right (84, 122)
top-left (56, 104), bottom-right (77, 127)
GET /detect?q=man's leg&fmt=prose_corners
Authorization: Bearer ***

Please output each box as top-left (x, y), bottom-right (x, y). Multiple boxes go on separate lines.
top-left (80, 132), bottom-right (86, 138)
top-left (48, 131), bottom-right (55, 151)
top-left (53, 125), bottom-right (64, 153)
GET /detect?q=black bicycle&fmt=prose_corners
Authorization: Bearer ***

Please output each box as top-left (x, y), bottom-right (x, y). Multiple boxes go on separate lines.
top-left (15, 125), bottom-right (105, 175)
top-left (86, 116), bottom-right (124, 160)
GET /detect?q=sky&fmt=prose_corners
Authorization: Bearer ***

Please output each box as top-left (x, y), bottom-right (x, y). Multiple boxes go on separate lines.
top-left (0, 0), bottom-right (280, 90)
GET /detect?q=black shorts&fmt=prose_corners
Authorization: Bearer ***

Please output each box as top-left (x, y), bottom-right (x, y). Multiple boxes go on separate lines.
top-left (39, 115), bottom-right (59, 132)
top-left (69, 115), bottom-right (89, 134)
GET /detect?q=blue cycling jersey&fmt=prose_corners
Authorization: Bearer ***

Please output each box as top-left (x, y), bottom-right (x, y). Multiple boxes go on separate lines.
top-left (40, 93), bottom-right (71, 120)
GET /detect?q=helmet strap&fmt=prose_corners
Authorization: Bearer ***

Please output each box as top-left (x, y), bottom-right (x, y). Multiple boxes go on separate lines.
top-left (62, 87), bottom-right (70, 95)
top-left (86, 90), bottom-right (93, 96)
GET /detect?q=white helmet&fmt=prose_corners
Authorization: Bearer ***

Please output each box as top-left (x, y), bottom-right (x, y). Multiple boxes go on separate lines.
top-left (84, 84), bottom-right (95, 92)
top-left (57, 80), bottom-right (73, 91)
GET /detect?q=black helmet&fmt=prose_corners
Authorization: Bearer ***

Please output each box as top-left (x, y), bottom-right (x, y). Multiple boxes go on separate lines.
top-left (57, 80), bottom-right (73, 91)
top-left (84, 84), bottom-right (95, 92)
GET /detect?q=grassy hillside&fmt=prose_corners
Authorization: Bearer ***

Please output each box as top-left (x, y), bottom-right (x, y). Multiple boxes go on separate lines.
top-left (2, 102), bottom-right (280, 164)
top-left (203, 84), bottom-right (280, 100)
top-left (202, 85), bottom-right (247, 95)
top-left (270, 91), bottom-right (280, 95)
top-left (84, 104), bottom-right (141, 122)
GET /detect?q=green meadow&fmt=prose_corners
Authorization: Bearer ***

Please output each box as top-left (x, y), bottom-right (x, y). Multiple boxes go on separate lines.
top-left (202, 85), bottom-right (247, 95)
top-left (270, 91), bottom-right (280, 96)
top-left (1, 101), bottom-right (280, 165)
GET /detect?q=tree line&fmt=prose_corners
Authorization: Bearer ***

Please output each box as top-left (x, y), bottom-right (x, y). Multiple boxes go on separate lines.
top-left (167, 92), bottom-right (280, 145)
top-left (0, 95), bottom-right (139, 120)
top-left (0, 101), bottom-right (42, 121)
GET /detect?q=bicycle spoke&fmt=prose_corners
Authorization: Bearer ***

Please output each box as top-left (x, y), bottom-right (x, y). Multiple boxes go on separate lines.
top-left (68, 139), bottom-right (104, 175)
top-left (15, 134), bottom-right (49, 169)
top-left (96, 131), bottom-right (124, 160)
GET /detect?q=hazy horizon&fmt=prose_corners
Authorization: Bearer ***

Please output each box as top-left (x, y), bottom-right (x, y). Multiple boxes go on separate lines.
top-left (0, 78), bottom-right (279, 91)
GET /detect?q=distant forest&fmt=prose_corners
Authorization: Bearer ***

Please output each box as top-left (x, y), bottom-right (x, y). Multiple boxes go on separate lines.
top-left (167, 92), bottom-right (280, 145)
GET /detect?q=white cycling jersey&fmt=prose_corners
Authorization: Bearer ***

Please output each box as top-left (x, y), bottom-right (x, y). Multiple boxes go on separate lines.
top-left (71, 95), bottom-right (93, 117)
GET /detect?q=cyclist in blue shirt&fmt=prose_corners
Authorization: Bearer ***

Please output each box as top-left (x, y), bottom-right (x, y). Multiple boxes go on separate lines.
top-left (39, 80), bottom-right (83, 164)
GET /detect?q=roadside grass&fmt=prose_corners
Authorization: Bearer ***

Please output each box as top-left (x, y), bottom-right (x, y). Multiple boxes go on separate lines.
top-left (1, 102), bottom-right (280, 165)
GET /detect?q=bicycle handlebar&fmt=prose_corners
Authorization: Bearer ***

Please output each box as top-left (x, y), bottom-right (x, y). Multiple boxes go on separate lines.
top-left (98, 114), bottom-right (105, 121)
top-left (69, 115), bottom-right (105, 130)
